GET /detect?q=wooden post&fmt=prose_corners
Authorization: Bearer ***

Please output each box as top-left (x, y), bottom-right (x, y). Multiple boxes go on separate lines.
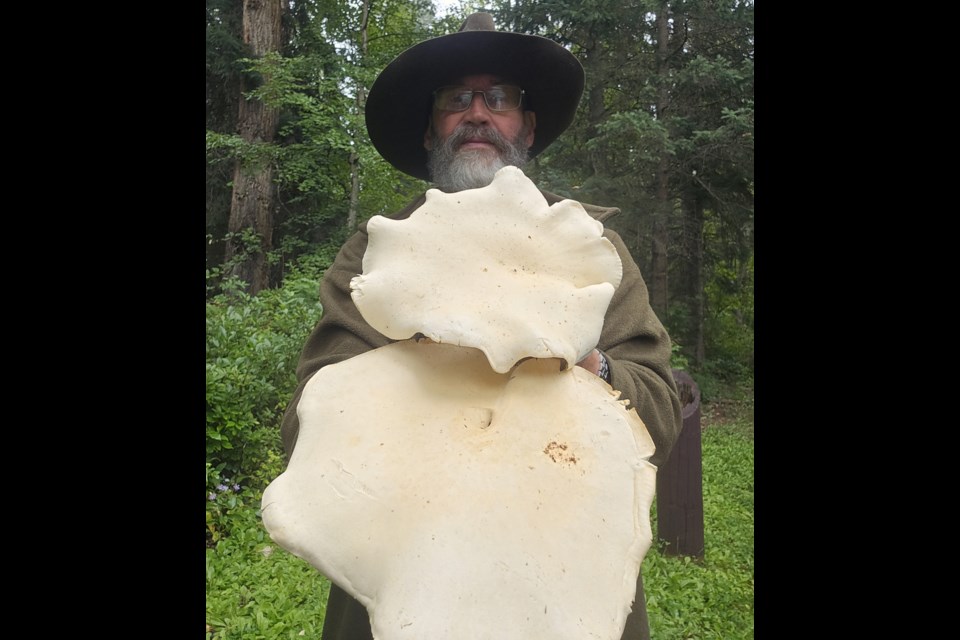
top-left (656, 370), bottom-right (704, 558)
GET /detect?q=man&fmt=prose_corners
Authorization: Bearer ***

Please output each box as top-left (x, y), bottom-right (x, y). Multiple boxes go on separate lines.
top-left (280, 12), bottom-right (683, 640)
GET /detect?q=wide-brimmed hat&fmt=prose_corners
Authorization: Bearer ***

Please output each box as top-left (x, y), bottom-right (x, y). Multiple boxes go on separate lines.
top-left (365, 12), bottom-right (585, 181)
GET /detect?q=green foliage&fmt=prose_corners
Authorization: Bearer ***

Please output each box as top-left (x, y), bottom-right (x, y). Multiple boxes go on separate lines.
top-left (206, 498), bottom-right (332, 639)
top-left (206, 274), bottom-right (324, 507)
top-left (206, 0), bottom-right (245, 132)
top-left (206, 465), bottom-right (245, 546)
top-left (283, 242), bottom-right (344, 283)
top-left (207, 447), bottom-right (288, 547)
top-left (204, 248), bottom-right (337, 529)
top-left (590, 110), bottom-right (674, 170)
top-left (702, 247), bottom-right (753, 380)
top-left (206, 130), bottom-right (279, 170)
top-left (669, 340), bottom-right (690, 372)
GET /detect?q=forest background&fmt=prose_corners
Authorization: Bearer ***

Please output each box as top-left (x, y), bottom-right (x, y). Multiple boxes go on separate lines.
top-left (206, 0), bottom-right (754, 366)
top-left (205, 0), bottom-right (753, 636)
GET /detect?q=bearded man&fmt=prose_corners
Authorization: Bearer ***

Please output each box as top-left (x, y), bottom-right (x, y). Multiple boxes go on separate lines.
top-left (279, 12), bottom-right (683, 640)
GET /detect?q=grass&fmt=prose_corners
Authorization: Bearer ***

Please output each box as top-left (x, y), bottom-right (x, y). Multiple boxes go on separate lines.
top-left (206, 385), bottom-right (754, 639)
top-left (205, 501), bottom-right (331, 639)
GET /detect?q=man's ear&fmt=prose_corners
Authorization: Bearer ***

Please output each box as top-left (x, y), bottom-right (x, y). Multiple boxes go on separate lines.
top-left (423, 118), bottom-right (434, 151)
top-left (523, 111), bottom-right (536, 148)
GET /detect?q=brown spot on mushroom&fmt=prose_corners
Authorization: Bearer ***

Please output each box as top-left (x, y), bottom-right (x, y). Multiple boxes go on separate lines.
top-left (543, 441), bottom-right (579, 465)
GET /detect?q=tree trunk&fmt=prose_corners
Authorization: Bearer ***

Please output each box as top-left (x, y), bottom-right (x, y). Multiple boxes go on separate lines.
top-left (684, 191), bottom-right (706, 367)
top-left (649, 5), bottom-right (672, 316)
top-left (692, 209), bottom-right (705, 367)
top-left (577, 27), bottom-right (606, 179)
top-left (225, 0), bottom-right (283, 295)
top-left (348, 150), bottom-right (360, 232)
top-left (650, 162), bottom-right (670, 316)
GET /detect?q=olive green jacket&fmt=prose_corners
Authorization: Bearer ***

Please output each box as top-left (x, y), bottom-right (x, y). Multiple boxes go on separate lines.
top-left (280, 190), bottom-right (683, 640)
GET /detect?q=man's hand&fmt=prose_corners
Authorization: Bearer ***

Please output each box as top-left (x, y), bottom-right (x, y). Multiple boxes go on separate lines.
top-left (576, 349), bottom-right (603, 377)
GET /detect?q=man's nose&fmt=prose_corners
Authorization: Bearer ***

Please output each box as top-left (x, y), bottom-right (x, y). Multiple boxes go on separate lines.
top-left (462, 92), bottom-right (492, 123)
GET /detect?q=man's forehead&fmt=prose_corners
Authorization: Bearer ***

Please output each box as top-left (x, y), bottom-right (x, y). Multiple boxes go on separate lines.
top-left (450, 73), bottom-right (506, 87)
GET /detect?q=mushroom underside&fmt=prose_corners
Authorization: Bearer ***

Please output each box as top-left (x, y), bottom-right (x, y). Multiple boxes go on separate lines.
top-left (261, 166), bottom-right (658, 640)
top-left (262, 341), bottom-right (656, 640)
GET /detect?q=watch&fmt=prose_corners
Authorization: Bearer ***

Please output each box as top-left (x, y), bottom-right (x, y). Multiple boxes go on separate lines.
top-left (597, 351), bottom-right (611, 382)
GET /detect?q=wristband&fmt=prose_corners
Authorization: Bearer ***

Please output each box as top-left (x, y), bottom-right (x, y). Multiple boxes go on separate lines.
top-left (597, 352), bottom-right (611, 382)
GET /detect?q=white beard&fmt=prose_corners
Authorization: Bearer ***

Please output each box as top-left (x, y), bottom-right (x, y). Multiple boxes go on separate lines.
top-left (436, 149), bottom-right (508, 191)
top-left (427, 124), bottom-right (531, 192)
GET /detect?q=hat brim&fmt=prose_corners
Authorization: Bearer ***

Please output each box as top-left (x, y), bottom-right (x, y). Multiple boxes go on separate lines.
top-left (366, 30), bottom-right (585, 181)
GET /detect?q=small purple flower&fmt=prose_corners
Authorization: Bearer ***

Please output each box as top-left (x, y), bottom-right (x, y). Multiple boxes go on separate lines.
top-left (208, 493), bottom-right (217, 501)
top-left (217, 484), bottom-right (229, 492)
top-left (232, 484), bottom-right (241, 492)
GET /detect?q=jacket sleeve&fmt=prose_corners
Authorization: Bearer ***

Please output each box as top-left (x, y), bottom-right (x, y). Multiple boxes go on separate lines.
top-left (280, 227), bottom-right (391, 456)
top-left (281, 197), bottom-right (426, 456)
top-left (598, 229), bottom-right (683, 469)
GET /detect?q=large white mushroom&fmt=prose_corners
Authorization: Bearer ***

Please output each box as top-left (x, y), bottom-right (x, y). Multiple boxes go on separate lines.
top-left (261, 166), bottom-right (657, 640)
top-left (350, 165), bottom-right (623, 373)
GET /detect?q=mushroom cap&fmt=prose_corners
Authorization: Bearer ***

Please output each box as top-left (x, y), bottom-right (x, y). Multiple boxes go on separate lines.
top-left (350, 166), bottom-right (623, 373)
top-left (261, 340), bottom-right (656, 640)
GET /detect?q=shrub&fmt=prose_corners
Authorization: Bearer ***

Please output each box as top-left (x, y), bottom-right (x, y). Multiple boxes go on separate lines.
top-left (206, 274), bottom-right (323, 538)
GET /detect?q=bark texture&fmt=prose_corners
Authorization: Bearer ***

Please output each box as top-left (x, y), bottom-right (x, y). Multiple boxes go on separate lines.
top-left (225, 0), bottom-right (283, 294)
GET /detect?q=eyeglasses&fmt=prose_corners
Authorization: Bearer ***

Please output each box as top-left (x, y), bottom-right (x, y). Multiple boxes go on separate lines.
top-left (432, 85), bottom-right (525, 112)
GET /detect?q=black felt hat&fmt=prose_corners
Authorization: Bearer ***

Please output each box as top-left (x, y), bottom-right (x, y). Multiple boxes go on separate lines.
top-left (365, 12), bottom-right (585, 181)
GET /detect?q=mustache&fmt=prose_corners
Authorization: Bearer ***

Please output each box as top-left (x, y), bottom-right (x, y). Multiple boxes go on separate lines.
top-left (445, 124), bottom-right (511, 153)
